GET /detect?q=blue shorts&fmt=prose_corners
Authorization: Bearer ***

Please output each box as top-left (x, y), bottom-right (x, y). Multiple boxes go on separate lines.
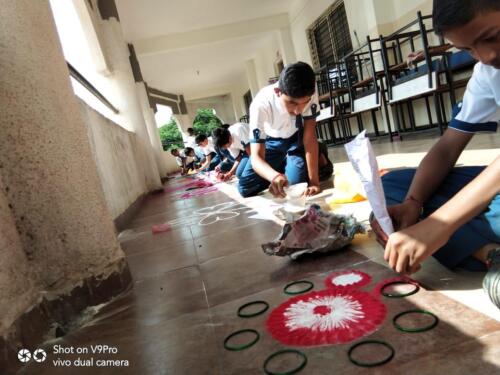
top-left (382, 167), bottom-right (500, 271)
top-left (238, 132), bottom-right (307, 197)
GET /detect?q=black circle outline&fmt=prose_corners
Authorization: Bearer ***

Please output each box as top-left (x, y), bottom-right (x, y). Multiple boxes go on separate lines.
top-left (348, 340), bottom-right (395, 367)
top-left (223, 329), bottom-right (260, 351)
top-left (237, 300), bottom-right (270, 318)
top-left (284, 280), bottom-right (314, 295)
top-left (381, 281), bottom-right (420, 298)
top-left (392, 309), bottom-right (439, 333)
top-left (263, 349), bottom-right (308, 375)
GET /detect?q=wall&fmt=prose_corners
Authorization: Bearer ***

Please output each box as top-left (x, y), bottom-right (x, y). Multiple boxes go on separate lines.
top-left (81, 100), bottom-right (161, 219)
top-left (0, 0), bottom-right (129, 350)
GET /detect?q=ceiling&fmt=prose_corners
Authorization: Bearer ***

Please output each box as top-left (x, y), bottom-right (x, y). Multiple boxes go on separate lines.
top-left (115, 0), bottom-right (295, 98)
top-left (116, 0), bottom-right (293, 40)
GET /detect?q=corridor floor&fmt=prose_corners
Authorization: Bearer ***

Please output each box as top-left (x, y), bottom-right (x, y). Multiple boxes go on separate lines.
top-left (18, 131), bottom-right (500, 374)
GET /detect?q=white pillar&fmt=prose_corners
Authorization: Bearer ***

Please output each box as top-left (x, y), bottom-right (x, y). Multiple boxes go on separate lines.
top-left (245, 59), bottom-right (259, 98)
top-left (277, 27), bottom-right (297, 64)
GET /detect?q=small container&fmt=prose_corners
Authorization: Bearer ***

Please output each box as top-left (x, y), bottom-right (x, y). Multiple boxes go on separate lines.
top-left (284, 182), bottom-right (308, 210)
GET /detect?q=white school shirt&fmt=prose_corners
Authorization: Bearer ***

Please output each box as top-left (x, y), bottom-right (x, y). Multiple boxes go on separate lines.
top-left (175, 150), bottom-right (194, 167)
top-left (450, 62), bottom-right (499, 133)
top-left (184, 135), bottom-right (197, 148)
top-left (227, 122), bottom-right (250, 159)
top-left (249, 82), bottom-right (320, 142)
top-left (200, 137), bottom-right (216, 156)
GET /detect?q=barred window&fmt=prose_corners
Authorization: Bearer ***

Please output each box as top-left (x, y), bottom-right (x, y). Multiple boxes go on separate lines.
top-left (308, 1), bottom-right (353, 69)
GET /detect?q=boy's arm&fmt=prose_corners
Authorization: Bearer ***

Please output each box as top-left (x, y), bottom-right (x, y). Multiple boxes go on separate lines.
top-left (197, 154), bottom-right (212, 171)
top-left (385, 154), bottom-right (500, 274)
top-left (372, 128), bottom-right (473, 243)
top-left (250, 143), bottom-right (288, 197)
top-left (302, 118), bottom-right (320, 196)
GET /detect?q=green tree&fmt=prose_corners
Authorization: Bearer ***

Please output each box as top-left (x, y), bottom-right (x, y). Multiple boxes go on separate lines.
top-left (158, 118), bottom-right (184, 151)
top-left (192, 108), bottom-right (222, 136)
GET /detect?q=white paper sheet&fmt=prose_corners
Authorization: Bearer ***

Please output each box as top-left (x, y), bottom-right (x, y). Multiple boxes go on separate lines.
top-left (344, 131), bottom-right (394, 235)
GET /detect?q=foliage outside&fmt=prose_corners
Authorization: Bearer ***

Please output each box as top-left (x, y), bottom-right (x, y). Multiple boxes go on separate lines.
top-left (192, 108), bottom-right (222, 136)
top-left (157, 108), bottom-right (221, 151)
top-left (158, 118), bottom-right (183, 151)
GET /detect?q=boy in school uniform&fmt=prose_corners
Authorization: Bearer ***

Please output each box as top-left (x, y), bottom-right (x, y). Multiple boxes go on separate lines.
top-left (195, 134), bottom-right (233, 172)
top-left (238, 61), bottom-right (333, 198)
top-left (371, 0), bottom-right (500, 308)
top-left (170, 148), bottom-right (195, 175)
top-left (212, 122), bottom-right (251, 181)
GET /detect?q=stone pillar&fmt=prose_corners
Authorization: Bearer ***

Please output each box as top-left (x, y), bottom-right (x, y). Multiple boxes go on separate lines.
top-left (277, 27), bottom-right (297, 65)
top-left (137, 82), bottom-right (169, 177)
top-left (245, 59), bottom-right (260, 98)
top-left (0, 0), bottom-right (131, 367)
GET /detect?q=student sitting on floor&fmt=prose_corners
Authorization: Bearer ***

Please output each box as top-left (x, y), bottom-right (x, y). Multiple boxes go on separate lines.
top-left (238, 61), bottom-right (333, 198)
top-left (195, 134), bottom-right (233, 172)
top-left (170, 148), bottom-right (195, 175)
top-left (371, 0), bottom-right (500, 308)
top-left (212, 122), bottom-right (251, 181)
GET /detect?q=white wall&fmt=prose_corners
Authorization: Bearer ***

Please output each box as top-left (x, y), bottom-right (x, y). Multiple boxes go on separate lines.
top-left (80, 101), bottom-right (161, 219)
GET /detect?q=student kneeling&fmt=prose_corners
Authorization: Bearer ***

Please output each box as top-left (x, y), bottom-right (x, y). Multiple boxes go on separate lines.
top-left (237, 62), bottom-right (333, 198)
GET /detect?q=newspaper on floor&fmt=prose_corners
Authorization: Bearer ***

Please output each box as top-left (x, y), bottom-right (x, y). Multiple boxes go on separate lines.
top-left (262, 205), bottom-right (365, 259)
top-left (344, 130), bottom-right (394, 235)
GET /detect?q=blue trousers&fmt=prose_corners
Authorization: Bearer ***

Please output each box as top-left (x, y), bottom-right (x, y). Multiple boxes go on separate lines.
top-left (236, 154), bottom-right (249, 179)
top-left (238, 133), bottom-right (307, 197)
top-left (202, 152), bottom-right (233, 172)
top-left (382, 167), bottom-right (500, 271)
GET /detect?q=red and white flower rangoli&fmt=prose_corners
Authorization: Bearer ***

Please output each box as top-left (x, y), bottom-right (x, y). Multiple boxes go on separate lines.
top-left (267, 288), bottom-right (386, 346)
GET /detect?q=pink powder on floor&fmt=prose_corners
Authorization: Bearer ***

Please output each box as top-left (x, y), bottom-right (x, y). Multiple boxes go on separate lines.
top-left (151, 223), bottom-right (172, 234)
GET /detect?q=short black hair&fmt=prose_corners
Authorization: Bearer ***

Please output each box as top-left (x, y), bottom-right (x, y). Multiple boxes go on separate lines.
top-left (195, 134), bottom-right (207, 145)
top-left (184, 147), bottom-right (194, 155)
top-left (170, 148), bottom-right (179, 156)
top-left (278, 61), bottom-right (316, 98)
top-left (433, 0), bottom-right (500, 35)
top-left (212, 127), bottom-right (231, 148)
top-left (187, 127), bottom-right (195, 135)
top-left (221, 123), bottom-right (231, 130)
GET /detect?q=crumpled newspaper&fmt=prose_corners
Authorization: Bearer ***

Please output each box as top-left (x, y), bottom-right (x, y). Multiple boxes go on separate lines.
top-left (262, 205), bottom-right (365, 259)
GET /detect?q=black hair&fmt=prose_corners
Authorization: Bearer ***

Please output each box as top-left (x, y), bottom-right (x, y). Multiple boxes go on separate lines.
top-left (170, 148), bottom-right (179, 156)
top-left (212, 127), bottom-right (231, 148)
top-left (187, 127), bottom-right (195, 135)
top-left (184, 147), bottom-right (194, 155)
top-left (433, 0), bottom-right (500, 35)
top-left (195, 134), bottom-right (207, 145)
top-left (278, 61), bottom-right (316, 98)
top-left (221, 123), bottom-right (231, 130)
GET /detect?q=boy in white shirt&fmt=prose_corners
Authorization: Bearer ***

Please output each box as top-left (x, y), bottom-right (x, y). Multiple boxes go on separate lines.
top-left (195, 134), bottom-right (233, 172)
top-left (238, 62), bottom-right (332, 197)
top-left (371, 0), bottom-right (500, 308)
top-left (212, 122), bottom-right (250, 180)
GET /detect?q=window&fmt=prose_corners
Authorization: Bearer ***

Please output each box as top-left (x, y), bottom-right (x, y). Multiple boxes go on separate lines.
top-left (308, 1), bottom-right (353, 69)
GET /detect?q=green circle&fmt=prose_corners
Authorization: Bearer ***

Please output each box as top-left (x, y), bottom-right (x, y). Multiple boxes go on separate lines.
top-left (381, 281), bottom-right (420, 298)
top-left (237, 300), bottom-right (269, 318)
top-left (223, 329), bottom-right (260, 351)
top-left (284, 280), bottom-right (314, 295)
top-left (263, 349), bottom-right (308, 375)
top-left (393, 309), bottom-right (439, 333)
top-left (348, 340), bottom-right (395, 367)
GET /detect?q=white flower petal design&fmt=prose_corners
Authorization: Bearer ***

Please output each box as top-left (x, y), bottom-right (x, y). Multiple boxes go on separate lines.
top-left (284, 295), bottom-right (365, 331)
top-left (332, 273), bottom-right (363, 286)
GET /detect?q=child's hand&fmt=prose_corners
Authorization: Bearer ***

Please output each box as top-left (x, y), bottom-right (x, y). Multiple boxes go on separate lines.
top-left (269, 174), bottom-right (288, 198)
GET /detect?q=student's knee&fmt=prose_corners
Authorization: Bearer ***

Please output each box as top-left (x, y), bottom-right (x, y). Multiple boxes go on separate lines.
top-left (237, 178), bottom-right (257, 198)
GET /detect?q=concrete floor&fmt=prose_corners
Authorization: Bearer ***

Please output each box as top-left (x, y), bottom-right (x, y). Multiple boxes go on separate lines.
top-left (18, 130), bottom-right (500, 374)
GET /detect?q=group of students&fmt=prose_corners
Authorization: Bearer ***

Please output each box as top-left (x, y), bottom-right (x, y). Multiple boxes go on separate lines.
top-left (169, 0), bottom-right (499, 310)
